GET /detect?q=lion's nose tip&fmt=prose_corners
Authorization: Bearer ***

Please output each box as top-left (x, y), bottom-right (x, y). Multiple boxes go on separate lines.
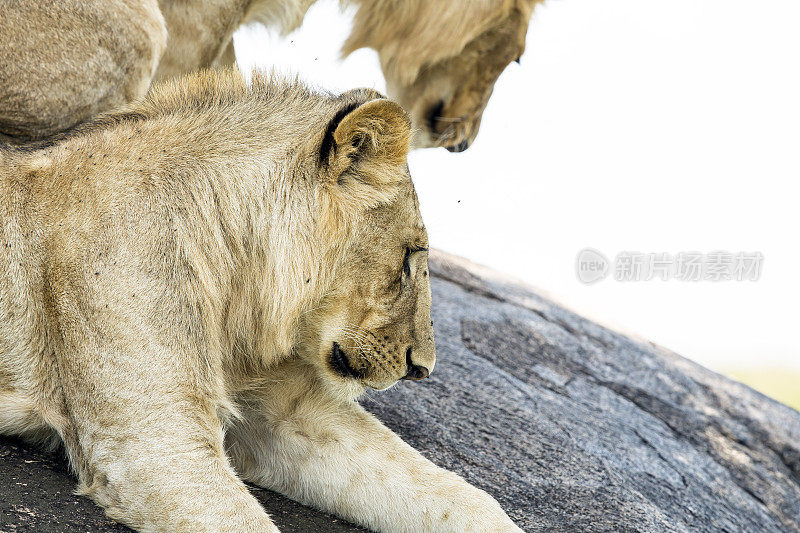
top-left (404, 363), bottom-right (429, 381)
top-left (403, 347), bottom-right (430, 381)
top-left (446, 139), bottom-right (470, 153)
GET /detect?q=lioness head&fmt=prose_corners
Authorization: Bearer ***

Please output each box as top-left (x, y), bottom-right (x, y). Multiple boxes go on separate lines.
top-left (344, 0), bottom-right (539, 152)
top-left (296, 89), bottom-right (435, 393)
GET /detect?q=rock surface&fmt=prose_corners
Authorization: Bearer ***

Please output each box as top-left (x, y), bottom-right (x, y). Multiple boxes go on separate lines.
top-left (2, 250), bottom-right (799, 532)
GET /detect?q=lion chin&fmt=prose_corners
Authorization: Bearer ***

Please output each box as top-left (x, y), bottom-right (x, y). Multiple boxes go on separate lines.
top-left (325, 340), bottom-right (430, 392)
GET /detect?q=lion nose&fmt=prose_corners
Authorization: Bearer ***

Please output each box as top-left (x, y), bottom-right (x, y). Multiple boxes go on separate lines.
top-left (403, 347), bottom-right (430, 381)
top-left (446, 139), bottom-right (470, 153)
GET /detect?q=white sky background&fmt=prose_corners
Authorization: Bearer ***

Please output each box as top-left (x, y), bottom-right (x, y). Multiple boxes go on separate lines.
top-left (234, 0), bottom-right (800, 372)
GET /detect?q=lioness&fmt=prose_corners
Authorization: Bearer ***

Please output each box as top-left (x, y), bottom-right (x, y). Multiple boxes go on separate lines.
top-left (0, 0), bottom-right (539, 151)
top-left (0, 69), bottom-right (522, 532)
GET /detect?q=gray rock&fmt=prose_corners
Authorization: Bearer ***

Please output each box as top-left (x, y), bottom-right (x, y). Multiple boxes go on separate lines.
top-left (2, 250), bottom-right (798, 532)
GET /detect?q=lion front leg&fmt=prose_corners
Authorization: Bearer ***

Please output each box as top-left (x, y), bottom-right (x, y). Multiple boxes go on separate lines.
top-left (58, 380), bottom-right (280, 532)
top-left (51, 307), bottom-right (278, 532)
top-left (226, 360), bottom-right (522, 533)
top-left (72, 420), bottom-right (279, 533)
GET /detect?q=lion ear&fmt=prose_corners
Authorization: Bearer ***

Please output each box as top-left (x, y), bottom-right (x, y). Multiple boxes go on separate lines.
top-left (332, 98), bottom-right (411, 168)
top-left (319, 94), bottom-right (411, 207)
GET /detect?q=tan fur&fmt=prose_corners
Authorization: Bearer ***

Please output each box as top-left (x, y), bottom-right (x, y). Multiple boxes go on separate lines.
top-left (0, 0), bottom-right (539, 150)
top-left (0, 69), bottom-right (522, 533)
top-left (0, 0), bottom-right (166, 140)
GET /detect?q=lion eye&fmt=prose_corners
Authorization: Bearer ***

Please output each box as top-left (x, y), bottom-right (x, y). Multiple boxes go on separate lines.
top-left (402, 247), bottom-right (412, 277)
top-left (400, 246), bottom-right (428, 282)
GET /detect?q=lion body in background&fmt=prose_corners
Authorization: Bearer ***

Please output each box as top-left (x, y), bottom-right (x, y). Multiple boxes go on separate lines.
top-left (0, 69), bottom-right (522, 532)
top-left (0, 0), bottom-right (538, 150)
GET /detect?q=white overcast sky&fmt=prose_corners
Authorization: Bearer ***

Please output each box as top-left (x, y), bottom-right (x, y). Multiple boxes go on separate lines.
top-left (234, 0), bottom-right (800, 372)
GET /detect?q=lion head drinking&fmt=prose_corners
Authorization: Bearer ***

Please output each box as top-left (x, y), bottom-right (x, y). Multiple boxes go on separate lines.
top-left (1, 0), bottom-right (540, 153)
top-left (344, 0), bottom-right (538, 151)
